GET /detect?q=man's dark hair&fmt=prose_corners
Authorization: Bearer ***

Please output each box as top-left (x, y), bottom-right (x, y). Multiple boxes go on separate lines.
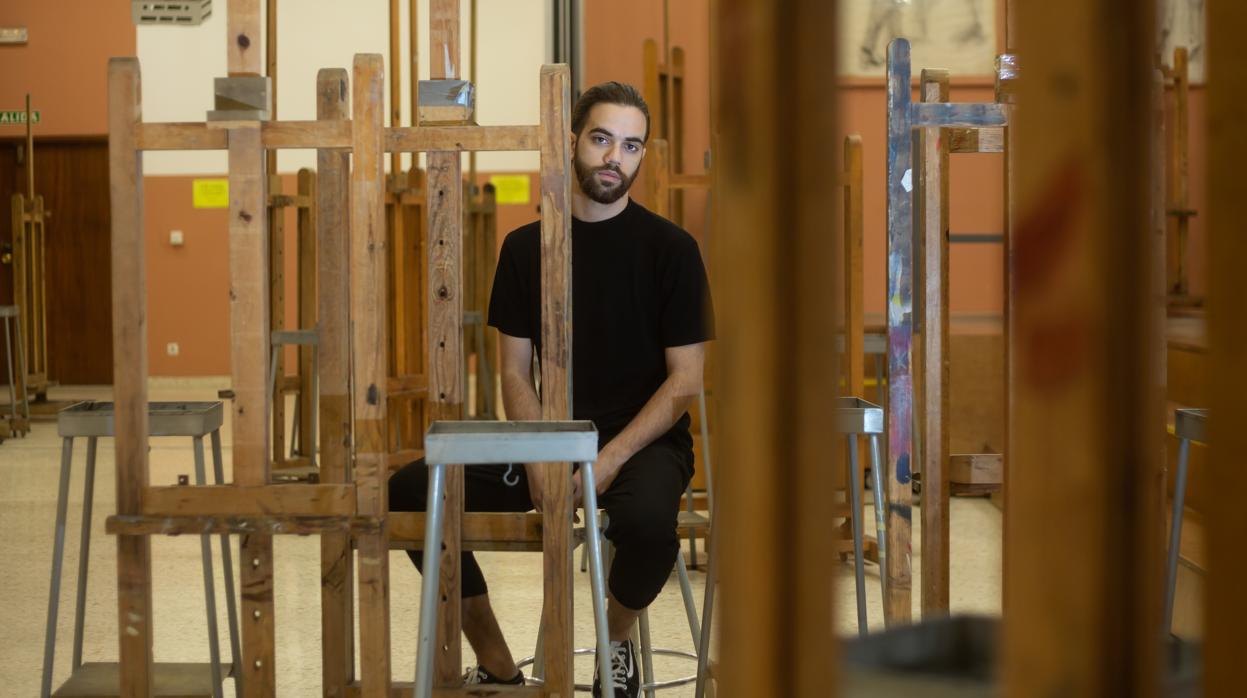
top-left (571, 82), bottom-right (651, 143)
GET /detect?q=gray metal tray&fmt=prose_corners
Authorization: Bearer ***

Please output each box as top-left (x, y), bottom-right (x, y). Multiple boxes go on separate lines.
top-left (57, 401), bottom-right (224, 438)
top-left (425, 420), bottom-right (598, 466)
top-left (1175, 408), bottom-right (1207, 444)
top-left (837, 397), bottom-right (884, 435)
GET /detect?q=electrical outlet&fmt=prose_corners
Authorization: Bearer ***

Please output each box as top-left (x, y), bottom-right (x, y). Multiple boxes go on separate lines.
top-left (166, 342), bottom-right (180, 357)
top-left (170, 229), bottom-right (185, 246)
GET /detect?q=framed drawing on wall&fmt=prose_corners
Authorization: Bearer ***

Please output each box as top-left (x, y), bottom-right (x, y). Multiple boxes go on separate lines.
top-left (839, 0), bottom-right (997, 78)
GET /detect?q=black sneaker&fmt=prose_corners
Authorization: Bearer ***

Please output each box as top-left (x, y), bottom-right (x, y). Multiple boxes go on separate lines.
top-left (462, 665), bottom-right (525, 686)
top-left (592, 639), bottom-right (639, 698)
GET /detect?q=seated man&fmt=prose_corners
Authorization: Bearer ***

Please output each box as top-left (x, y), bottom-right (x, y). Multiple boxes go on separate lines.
top-left (389, 81), bottom-right (713, 698)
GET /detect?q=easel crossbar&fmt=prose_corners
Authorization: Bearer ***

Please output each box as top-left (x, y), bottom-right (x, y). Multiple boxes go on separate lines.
top-left (136, 121), bottom-right (540, 153)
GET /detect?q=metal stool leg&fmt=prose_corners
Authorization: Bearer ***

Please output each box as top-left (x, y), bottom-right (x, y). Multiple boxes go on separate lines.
top-left (685, 484), bottom-right (699, 571)
top-left (638, 609), bottom-right (656, 698)
top-left (41, 437), bottom-right (75, 698)
top-left (847, 435), bottom-right (868, 635)
top-left (581, 461), bottom-right (614, 694)
top-left (414, 463), bottom-right (447, 698)
top-left (71, 437), bottom-right (98, 670)
top-left (210, 429), bottom-right (243, 697)
top-left (3, 317), bottom-right (16, 427)
top-left (869, 434), bottom-right (888, 607)
top-left (531, 620), bottom-right (546, 681)
top-left (194, 436), bottom-right (226, 698)
top-left (1165, 436), bottom-right (1192, 636)
top-left (674, 554), bottom-right (700, 647)
top-left (694, 502), bottom-right (717, 698)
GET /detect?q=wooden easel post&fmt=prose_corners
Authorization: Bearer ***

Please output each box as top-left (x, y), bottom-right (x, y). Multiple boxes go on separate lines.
top-left (316, 66), bottom-right (355, 697)
top-left (713, 1), bottom-right (838, 695)
top-left (538, 63), bottom-right (575, 698)
top-left (427, 0), bottom-right (467, 687)
top-left (917, 69), bottom-right (950, 617)
top-left (351, 53), bottom-right (394, 698)
top-left (107, 56), bottom-right (154, 698)
top-left (1002, 0), bottom-right (1163, 693)
top-left (1205, 0), bottom-right (1247, 692)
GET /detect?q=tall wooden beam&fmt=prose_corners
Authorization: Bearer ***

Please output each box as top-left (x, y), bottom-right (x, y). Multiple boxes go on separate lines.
top-left (227, 0), bottom-right (262, 76)
top-left (108, 56), bottom-right (154, 698)
top-left (351, 54), bottom-right (393, 698)
top-left (538, 63), bottom-right (575, 698)
top-left (1003, 2), bottom-right (1163, 695)
top-left (999, 2), bottom-right (1019, 617)
top-left (842, 135), bottom-right (864, 404)
top-left (714, 2), bottom-right (838, 696)
top-left (918, 70), bottom-right (950, 617)
top-left (317, 66), bottom-right (355, 698)
top-left (389, 0), bottom-right (409, 396)
top-left (426, 0), bottom-right (465, 687)
top-left (229, 121), bottom-right (277, 696)
top-left (1205, 0), bottom-right (1247, 693)
top-left (883, 39), bottom-right (916, 626)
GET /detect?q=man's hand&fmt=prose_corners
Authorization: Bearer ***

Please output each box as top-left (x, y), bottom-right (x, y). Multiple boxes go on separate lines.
top-left (571, 448), bottom-right (625, 504)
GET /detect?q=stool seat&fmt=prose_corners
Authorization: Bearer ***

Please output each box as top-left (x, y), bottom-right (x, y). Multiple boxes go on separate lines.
top-left (57, 400), bottom-right (223, 438)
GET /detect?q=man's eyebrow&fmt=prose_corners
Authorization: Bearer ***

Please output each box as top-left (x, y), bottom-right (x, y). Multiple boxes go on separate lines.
top-left (589, 126), bottom-right (645, 144)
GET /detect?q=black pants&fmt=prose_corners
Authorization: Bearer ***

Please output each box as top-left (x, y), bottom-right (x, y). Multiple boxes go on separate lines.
top-left (388, 437), bottom-right (693, 611)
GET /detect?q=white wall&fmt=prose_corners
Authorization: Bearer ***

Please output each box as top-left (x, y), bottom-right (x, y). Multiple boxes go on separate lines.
top-left (137, 0), bottom-right (545, 175)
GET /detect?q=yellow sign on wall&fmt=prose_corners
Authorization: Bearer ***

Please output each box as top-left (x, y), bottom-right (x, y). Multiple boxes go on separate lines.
top-left (192, 178), bottom-right (229, 209)
top-left (489, 174), bottom-right (531, 205)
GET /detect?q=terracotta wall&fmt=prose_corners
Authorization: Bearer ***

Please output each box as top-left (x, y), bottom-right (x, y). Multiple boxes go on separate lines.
top-left (0, 2), bottom-right (135, 138)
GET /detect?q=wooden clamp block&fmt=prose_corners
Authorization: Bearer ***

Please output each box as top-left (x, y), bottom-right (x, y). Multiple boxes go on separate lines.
top-left (949, 453), bottom-right (1003, 496)
top-left (995, 53), bottom-right (1018, 104)
top-left (417, 79), bottom-right (475, 125)
top-left (208, 75), bottom-right (271, 121)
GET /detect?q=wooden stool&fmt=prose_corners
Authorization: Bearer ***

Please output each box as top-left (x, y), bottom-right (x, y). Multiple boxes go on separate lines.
top-left (414, 420), bottom-right (612, 698)
top-left (42, 401), bottom-right (240, 698)
top-left (1165, 407), bottom-right (1206, 636)
top-left (1, 304), bottom-right (31, 438)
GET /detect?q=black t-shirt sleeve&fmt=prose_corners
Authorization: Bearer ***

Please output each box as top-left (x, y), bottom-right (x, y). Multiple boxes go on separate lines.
top-left (487, 231), bottom-right (532, 339)
top-left (660, 235), bottom-right (715, 347)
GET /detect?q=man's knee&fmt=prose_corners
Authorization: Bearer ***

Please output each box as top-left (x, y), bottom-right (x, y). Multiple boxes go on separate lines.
top-left (388, 458), bottom-right (428, 512)
top-left (607, 504), bottom-right (678, 549)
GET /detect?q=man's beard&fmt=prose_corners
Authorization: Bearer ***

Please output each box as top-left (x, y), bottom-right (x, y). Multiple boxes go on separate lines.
top-left (574, 155), bottom-right (637, 205)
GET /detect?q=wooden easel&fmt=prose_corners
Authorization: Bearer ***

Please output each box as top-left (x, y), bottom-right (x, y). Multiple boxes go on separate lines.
top-left (883, 39), bottom-right (1008, 624)
top-left (104, 1), bottom-right (575, 696)
top-left (9, 94), bottom-right (50, 415)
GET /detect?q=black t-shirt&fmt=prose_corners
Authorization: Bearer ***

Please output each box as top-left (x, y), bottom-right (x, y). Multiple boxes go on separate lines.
top-left (487, 198), bottom-right (714, 448)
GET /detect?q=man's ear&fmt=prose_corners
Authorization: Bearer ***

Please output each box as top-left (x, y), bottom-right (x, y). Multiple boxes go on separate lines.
top-left (568, 131), bottom-right (576, 152)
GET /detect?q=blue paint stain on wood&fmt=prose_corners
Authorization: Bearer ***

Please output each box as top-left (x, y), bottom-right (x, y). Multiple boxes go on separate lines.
top-left (891, 504), bottom-right (913, 522)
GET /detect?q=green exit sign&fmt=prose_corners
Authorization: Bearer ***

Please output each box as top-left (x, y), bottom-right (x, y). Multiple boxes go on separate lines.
top-left (0, 111), bottom-right (41, 125)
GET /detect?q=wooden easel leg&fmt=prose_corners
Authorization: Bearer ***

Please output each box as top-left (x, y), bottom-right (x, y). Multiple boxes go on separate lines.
top-left (108, 56), bottom-right (154, 698)
top-left (316, 66), bottom-right (354, 698)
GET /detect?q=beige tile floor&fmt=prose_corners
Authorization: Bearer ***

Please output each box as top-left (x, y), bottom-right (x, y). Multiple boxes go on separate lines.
top-left (0, 382), bottom-right (1002, 697)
